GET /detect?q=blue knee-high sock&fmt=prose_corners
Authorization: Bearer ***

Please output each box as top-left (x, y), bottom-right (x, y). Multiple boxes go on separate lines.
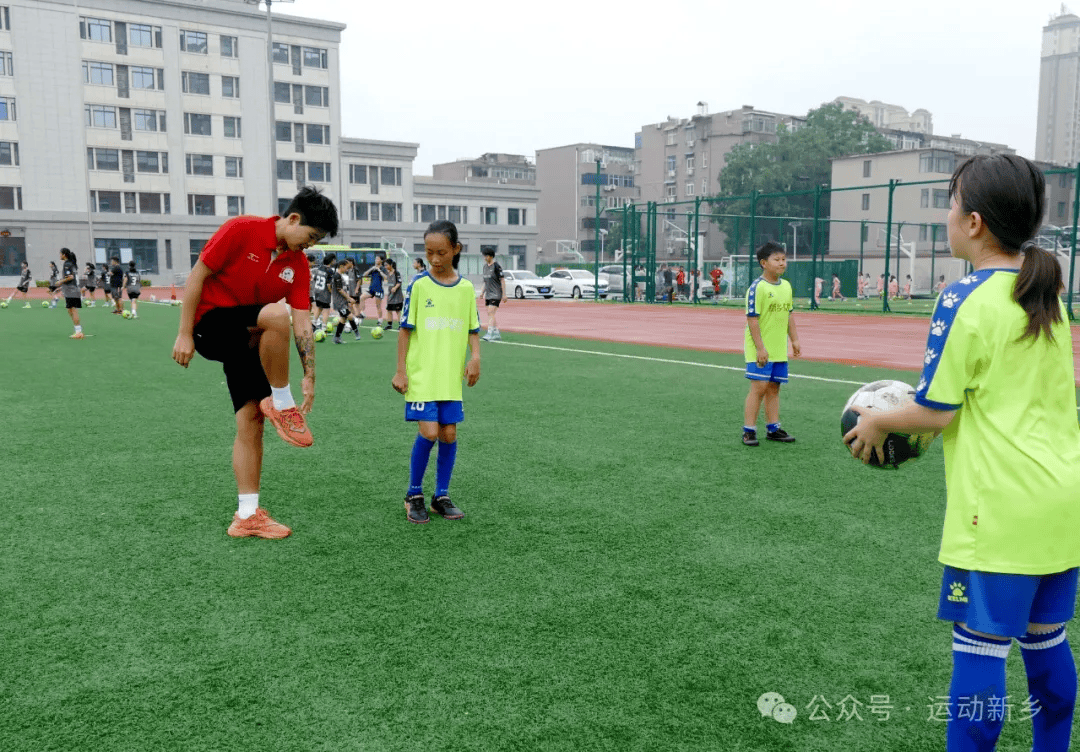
top-left (434, 440), bottom-right (457, 498)
top-left (408, 435), bottom-right (436, 496)
top-left (948, 625), bottom-right (1011, 752)
top-left (1019, 625), bottom-right (1077, 752)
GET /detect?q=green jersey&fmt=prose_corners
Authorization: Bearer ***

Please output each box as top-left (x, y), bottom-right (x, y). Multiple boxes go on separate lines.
top-left (744, 276), bottom-right (793, 362)
top-left (401, 272), bottom-right (481, 402)
top-left (915, 269), bottom-right (1080, 574)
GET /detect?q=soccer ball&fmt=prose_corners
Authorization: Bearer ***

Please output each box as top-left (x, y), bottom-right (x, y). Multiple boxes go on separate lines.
top-left (327, 316), bottom-right (338, 327)
top-left (313, 329), bottom-right (326, 342)
top-left (122, 310), bottom-right (132, 319)
top-left (41, 300), bottom-right (49, 308)
top-left (150, 295), bottom-right (157, 302)
top-left (0, 301), bottom-right (7, 309)
top-left (371, 326), bottom-right (384, 340)
top-left (840, 380), bottom-right (936, 469)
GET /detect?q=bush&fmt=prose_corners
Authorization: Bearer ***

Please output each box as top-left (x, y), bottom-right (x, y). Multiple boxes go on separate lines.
top-left (141, 279), bottom-right (151, 287)
top-left (36, 281), bottom-right (48, 288)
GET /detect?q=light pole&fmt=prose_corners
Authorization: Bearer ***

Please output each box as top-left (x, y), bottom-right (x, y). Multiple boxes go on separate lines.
top-left (598, 228), bottom-right (608, 264)
top-left (245, 0), bottom-right (294, 214)
top-left (789, 221), bottom-right (801, 262)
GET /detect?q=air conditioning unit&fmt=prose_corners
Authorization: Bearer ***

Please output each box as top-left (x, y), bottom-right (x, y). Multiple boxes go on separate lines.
top-left (686, 167), bottom-right (694, 176)
top-left (603, 184), bottom-right (616, 192)
top-left (667, 169), bottom-right (676, 178)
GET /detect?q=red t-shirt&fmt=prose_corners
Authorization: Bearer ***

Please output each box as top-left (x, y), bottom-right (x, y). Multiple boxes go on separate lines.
top-left (194, 216), bottom-right (311, 326)
top-left (676, 270), bottom-right (686, 285)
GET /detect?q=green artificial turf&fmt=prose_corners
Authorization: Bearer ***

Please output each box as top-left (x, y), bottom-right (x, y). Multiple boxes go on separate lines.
top-left (0, 302), bottom-right (1074, 751)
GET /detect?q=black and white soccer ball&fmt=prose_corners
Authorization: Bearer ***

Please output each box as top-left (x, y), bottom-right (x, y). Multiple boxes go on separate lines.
top-left (840, 380), bottom-right (936, 469)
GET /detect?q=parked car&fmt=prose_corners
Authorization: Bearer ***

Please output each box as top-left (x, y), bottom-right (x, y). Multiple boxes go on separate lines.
top-left (502, 270), bottom-right (554, 299)
top-left (542, 268), bottom-right (609, 299)
top-left (597, 265), bottom-right (630, 295)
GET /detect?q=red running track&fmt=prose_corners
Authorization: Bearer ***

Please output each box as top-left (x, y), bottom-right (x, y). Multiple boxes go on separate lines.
top-left (487, 298), bottom-right (1080, 383)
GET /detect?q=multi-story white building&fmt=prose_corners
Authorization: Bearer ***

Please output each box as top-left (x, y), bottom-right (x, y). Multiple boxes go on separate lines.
top-left (0, 0), bottom-right (342, 283)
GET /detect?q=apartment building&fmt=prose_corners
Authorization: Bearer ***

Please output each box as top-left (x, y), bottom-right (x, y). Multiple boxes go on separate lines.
top-left (0, 0), bottom-right (342, 283)
top-left (432, 153), bottom-right (535, 185)
top-left (1037, 9), bottom-right (1080, 165)
top-left (535, 143), bottom-right (637, 264)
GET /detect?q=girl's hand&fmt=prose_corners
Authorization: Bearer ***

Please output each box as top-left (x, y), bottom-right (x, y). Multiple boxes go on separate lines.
top-left (391, 371), bottom-right (408, 395)
top-left (791, 339), bottom-right (801, 358)
top-left (465, 359), bottom-right (480, 387)
top-left (843, 406), bottom-right (887, 465)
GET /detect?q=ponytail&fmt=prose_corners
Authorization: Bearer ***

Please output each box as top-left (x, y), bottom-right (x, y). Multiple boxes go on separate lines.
top-left (1014, 241), bottom-right (1063, 342)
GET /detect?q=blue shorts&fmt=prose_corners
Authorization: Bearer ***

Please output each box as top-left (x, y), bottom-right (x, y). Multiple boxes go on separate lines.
top-left (405, 400), bottom-right (463, 424)
top-left (367, 289), bottom-right (384, 299)
top-left (937, 566), bottom-right (1079, 638)
top-left (745, 361), bottom-right (788, 383)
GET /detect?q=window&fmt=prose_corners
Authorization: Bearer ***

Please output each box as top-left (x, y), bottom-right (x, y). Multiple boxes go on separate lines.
top-left (87, 147), bottom-right (120, 171)
top-left (305, 123), bottom-right (329, 145)
top-left (666, 155), bottom-right (676, 173)
top-left (190, 238), bottom-right (208, 269)
top-left (380, 166), bottom-right (401, 186)
top-left (0, 7), bottom-right (10, 32)
top-left (0, 51), bottom-right (12, 77)
top-left (90, 190), bottom-right (122, 213)
top-left (95, 238), bottom-right (159, 273)
top-left (220, 35), bottom-right (238, 58)
top-left (179, 30), bottom-right (207, 54)
top-left (181, 71), bottom-right (210, 95)
top-left (80, 17), bottom-right (112, 42)
top-left (188, 194), bottom-right (215, 215)
top-left (863, 160), bottom-right (872, 178)
top-left (919, 151), bottom-right (956, 174)
top-left (0, 185), bottom-right (21, 210)
top-left (686, 182), bottom-right (695, 196)
top-left (185, 154), bottom-right (213, 176)
top-left (225, 156), bottom-right (243, 178)
top-left (351, 202), bottom-right (367, 221)
top-left (82, 61), bottom-right (115, 86)
top-left (129, 24), bottom-right (162, 48)
top-left (0, 96), bottom-right (11, 122)
top-left (274, 81), bottom-right (291, 103)
top-left (381, 203), bottom-right (402, 222)
top-left (223, 116), bottom-right (241, 139)
top-left (227, 196), bottom-right (245, 216)
top-left (123, 192), bottom-right (136, 214)
top-left (302, 46), bottom-right (328, 69)
top-left (349, 164), bottom-right (367, 184)
top-left (448, 206), bottom-right (465, 224)
top-left (307, 162), bottom-right (330, 182)
top-left (919, 224), bottom-right (928, 242)
top-left (276, 160), bottom-right (293, 180)
top-left (508, 208), bottom-right (522, 225)
top-left (686, 157), bottom-right (694, 171)
top-left (861, 193), bottom-right (870, 211)
top-left (84, 104), bottom-right (115, 128)
top-left (135, 151), bottom-right (162, 173)
top-left (861, 224), bottom-right (870, 243)
top-left (1058, 201), bottom-right (1067, 219)
top-left (305, 85), bottom-right (329, 107)
top-left (183, 112), bottom-right (211, 136)
top-left (481, 207), bottom-right (497, 225)
top-left (222, 76), bottom-right (240, 98)
top-left (920, 188), bottom-right (929, 209)
top-left (420, 204), bottom-right (436, 222)
top-left (932, 189), bottom-right (950, 209)
top-left (275, 121), bottom-right (292, 142)
top-left (130, 66), bottom-right (160, 90)
top-left (272, 43), bottom-right (290, 64)
top-left (134, 109), bottom-right (165, 132)
top-left (0, 141), bottom-right (18, 166)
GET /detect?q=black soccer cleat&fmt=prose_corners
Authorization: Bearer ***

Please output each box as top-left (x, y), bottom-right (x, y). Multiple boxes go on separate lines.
top-left (742, 430), bottom-right (759, 447)
top-left (430, 495), bottom-right (464, 520)
top-left (405, 494), bottom-right (429, 524)
top-left (766, 429), bottom-right (796, 443)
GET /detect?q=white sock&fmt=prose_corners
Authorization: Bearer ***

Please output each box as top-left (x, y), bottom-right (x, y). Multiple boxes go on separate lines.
top-left (271, 385), bottom-right (295, 410)
top-left (74, 325), bottom-right (82, 334)
top-left (238, 493), bottom-right (259, 519)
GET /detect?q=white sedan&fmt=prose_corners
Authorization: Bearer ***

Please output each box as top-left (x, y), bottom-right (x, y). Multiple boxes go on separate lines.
top-left (541, 269), bottom-right (609, 299)
top-left (502, 270), bottom-right (554, 299)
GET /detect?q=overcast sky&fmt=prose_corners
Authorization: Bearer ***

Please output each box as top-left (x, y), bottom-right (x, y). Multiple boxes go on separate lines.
top-left (280, 0), bottom-right (1057, 175)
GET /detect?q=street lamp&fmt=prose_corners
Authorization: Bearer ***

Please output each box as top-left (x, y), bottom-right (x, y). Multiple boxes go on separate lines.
top-left (789, 221), bottom-right (801, 262)
top-left (598, 228), bottom-right (608, 263)
top-left (244, 0), bottom-right (295, 214)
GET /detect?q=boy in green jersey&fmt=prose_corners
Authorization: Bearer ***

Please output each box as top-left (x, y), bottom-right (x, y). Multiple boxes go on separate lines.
top-left (845, 154), bottom-right (1080, 752)
top-left (392, 220), bottom-right (481, 524)
top-left (742, 242), bottom-right (801, 446)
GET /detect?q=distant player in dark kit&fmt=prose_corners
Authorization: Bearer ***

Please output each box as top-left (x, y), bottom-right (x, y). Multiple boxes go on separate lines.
top-left (123, 261), bottom-right (142, 318)
top-left (356, 253), bottom-right (387, 329)
top-left (99, 263), bottom-right (112, 307)
top-left (47, 261), bottom-right (60, 308)
top-left (310, 252), bottom-right (335, 332)
top-left (384, 259), bottom-right (403, 330)
top-left (480, 249), bottom-right (505, 341)
top-left (330, 258), bottom-right (362, 344)
top-left (58, 248), bottom-right (85, 339)
top-left (171, 186), bottom-right (339, 539)
top-left (7, 260), bottom-right (31, 307)
top-left (81, 263), bottom-right (97, 307)
top-left (109, 257), bottom-right (124, 314)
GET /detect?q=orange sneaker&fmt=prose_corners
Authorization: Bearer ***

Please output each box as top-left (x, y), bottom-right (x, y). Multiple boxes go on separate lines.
top-left (259, 396), bottom-right (314, 447)
top-left (227, 507), bottom-right (292, 539)
top-left (69, 332), bottom-right (85, 339)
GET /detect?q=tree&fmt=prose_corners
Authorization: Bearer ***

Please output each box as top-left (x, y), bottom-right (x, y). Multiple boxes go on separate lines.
top-left (709, 102), bottom-right (894, 254)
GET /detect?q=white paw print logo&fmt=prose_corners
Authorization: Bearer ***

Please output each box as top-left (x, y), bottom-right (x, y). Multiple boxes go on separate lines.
top-left (924, 347), bottom-right (939, 366)
top-left (958, 274), bottom-right (977, 285)
top-left (916, 378), bottom-right (927, 392)
top-left (930, 319), bottom-right (948, 337)
top-left (940, 292), bottom-right (960, 309)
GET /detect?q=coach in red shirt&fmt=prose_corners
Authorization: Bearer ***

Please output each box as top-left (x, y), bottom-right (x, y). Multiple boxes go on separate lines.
top-left (172, 187), bottom-right (338, 539)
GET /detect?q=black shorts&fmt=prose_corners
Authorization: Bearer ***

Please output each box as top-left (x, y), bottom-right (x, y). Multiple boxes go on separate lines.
top-left (85, 286), bottom-right (96, 293)
top-left (128, 291), bottom-right (140, 299)
top-left (314, 297), bottom-right (331, 310)
top-left (16, 285), bottom-right (27, 293)
top-left (65, 297), bottom-right (82, 309)
top-left (386, 302), bottom-right (403, 312)
top-left (485, 299), bottom-right (501, 308)
top-left (366, 290), bottom-right (384, 300)
top-left (48, 285), bottom-right (57, 293)
top-left (111, 291), bottom-right (122, 301)
top-left (336, 304), bottom-right (351, 318)
top-left (193, 305), bottom-right (270, 413)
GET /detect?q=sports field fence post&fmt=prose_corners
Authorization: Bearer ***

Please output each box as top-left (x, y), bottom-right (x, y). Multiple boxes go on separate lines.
top-left (594, 159), bottom-right (601, 301)
top-left (882, 179), bottom-right (897, 313)
top-left (693, 196), bottom-right (702, 303)
top-left (1069, 162), bottom-right (1080, 320)
top-left (620, 203), bottom-right (631, 302)
top-left (930, 229), bottom-right (937, 295)
top-left (748, 191), bottom-right (759, 300)
top-left (647, 201), bottom-right (658, 303)
top-left (859, 220), bottom-right (866, 276)
top-left (809, 184), bottom-right (822, 310)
